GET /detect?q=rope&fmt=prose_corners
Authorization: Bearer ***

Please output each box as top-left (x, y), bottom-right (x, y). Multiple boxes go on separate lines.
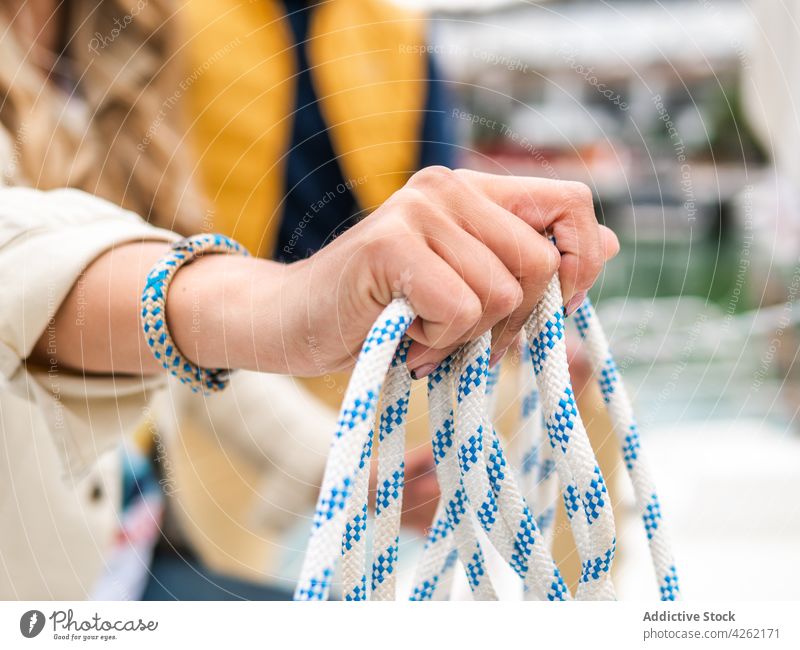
top-left (141, 234), bottom-right (248, 394)
top-left (295, 275), bottom-right (680, 601)
top-left (573, 301), bottom-right (680, 600)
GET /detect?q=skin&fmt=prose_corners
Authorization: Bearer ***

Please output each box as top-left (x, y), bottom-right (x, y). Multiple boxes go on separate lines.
top-left (17, 1), bottom-right (618, 534)
top-left (28, 169), bottom-right (616, 533)
top-left (32, 169), bottom-right (618, 378)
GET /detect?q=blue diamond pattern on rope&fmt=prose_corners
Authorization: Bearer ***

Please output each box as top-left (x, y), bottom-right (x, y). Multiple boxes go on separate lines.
top-left (546, 386), bottom-right (578, 454)
top-left (371, 543), bottom-right (399, 588)
top-left (530, 310), bottom-right (564, 373)
top-left (573, 303), bottom-right (590, 335)
top-left (458, 430), bottom-right (483, 473)
top-left (547, 570), bottom-right (569, 601)
top-left (465, 551), bottom-right (487, 589)
top-left (425, 515), bottom-right (451, 546)
top-left (538, 457), bottom-right (555, 482)
top-left (296, 567), bottom-right (333, 601)
top-left (486, 436), bottom-right (507, 492)
top-left (457, 353), bottom-right (489, 399)
top-left (375, 468), bottom-right (404, 515)
top-left (643, 493), bottom-right (662, 540)
top-left (312, 477), bottom-right (352, 529)
top-left (428, 357), bottom-right (453, 385)
top-left (582, 465), bottom-right (609, 525)
top-left (522, 444), bottom-right (539, 475)
top-left (446, 486), bottom-right (468, 526)
top-left (659, 565), bottom-right (680, 601)
top-left (379, 396), bottom-right (409, 441)
top-left (391, 338), bottom-right (411, 366)
top-left (335, 390), bottom-right (378, 438)
top-left (536, 505), bottom-right (555, 531)
top-left (476, 489), bottom-right (499, 531)
top-left (443, 547), bottom-right (458, 571)
top-left (509, 509), bottom-right (536, 577)
top-left (432, 417), bottom-right (454, 463)
top-left (342, 504), bottom-right (367, 552)
top-left (344, 574), bottom-right (368, 601)
top-left (409, 576), bottom-right (439, 601)
top-left (623, 424), bottom-right (641, 470)
top-left (598, 356), bottom-right (619, 403)
top-left (357, 437), bottom-right (373, 471)
top-left (580, 539), bottom-right (616, 583)
top-left (361, 315), bottom-right (412, 355)
top-left (563, 484), bottom-right (581, 520)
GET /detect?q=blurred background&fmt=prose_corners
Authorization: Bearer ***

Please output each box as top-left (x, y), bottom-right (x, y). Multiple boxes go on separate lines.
top-left (380, 0), bottom-right (799, 600)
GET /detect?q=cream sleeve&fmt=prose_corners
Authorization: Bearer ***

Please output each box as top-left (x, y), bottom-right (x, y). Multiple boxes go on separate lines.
top-left (0, 186), bottom-right (179, 475)
top-left (157, 369), bottom-right (337, 526)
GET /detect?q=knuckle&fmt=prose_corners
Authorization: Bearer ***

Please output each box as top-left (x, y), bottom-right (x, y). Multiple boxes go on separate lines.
top-left (362, 230), bottom-right (397, 261)
top-left (454, 292), bottom-right (483, 330)
top-left (560, 180), bottom-right (594, 210)
top-left (390, 188), bottom-right (439, 226)
top-left (520, 242), bottom-right (560, 280)
top-left (543, 243), bottom-right (562, 276)
top-left (489, 281), bottom-right (523, 316)
top-left (409, 165), bottom-right (454, 189)
top-left (392, 187), bottom-right (429, 211)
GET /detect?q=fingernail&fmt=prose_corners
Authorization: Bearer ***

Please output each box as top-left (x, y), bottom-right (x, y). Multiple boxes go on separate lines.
top-left (489, 346), bottom-right (509, 369)
top-left (565, 290), bottom-right (587, 317)
top-left (410, 363), bottom-right (436, 380)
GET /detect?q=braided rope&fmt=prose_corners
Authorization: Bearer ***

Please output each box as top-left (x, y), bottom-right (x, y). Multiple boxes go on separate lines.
top-left (515, 345), bottom-right (559, 548)
top-left (370, 339), bottom-right (412, 600)
top-left (295, 301), bottom-right (415, 601)
top-left (428, 356), bottom-right (498, 599)
top-left (141, 234), bottom-right (249, 394)
top-left (526, 275), bottom-right (617, 600)
top-left (574, 300), bottom-right (680, 600)
top-left (296, 275), bottom-right (679, 601)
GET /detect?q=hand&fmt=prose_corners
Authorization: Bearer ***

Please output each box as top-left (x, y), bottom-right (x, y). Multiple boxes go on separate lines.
top-left (277, 167), bottom-right (618, 377)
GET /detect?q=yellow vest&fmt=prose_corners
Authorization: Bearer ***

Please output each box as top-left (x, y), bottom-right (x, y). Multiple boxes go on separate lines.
top-left (182, 0), bottom-right (429, 258)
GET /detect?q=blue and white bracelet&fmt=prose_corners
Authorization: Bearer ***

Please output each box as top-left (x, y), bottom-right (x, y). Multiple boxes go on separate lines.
top-left (141, 233), bottom-right (249, 394)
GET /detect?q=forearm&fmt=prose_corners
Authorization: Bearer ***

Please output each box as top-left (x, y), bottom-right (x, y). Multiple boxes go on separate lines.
top-left (30, 241), bottom-right (292, 376)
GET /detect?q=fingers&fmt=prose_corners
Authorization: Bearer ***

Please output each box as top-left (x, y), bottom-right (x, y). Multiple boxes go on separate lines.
top-left (379, 239), bottom-right (482, 350)
top-left (424, 218), bottom-right (524, 338)
top-left (599, 224), bottom-right (620, 259)
top-left (402, 227), bottom-right (522, 375)
top-left (438, 188), bottom-right (562, 363)
top-left (450, 169), bottom-right (610, 305)
top-left (363, 169), bottom-right (619, 378)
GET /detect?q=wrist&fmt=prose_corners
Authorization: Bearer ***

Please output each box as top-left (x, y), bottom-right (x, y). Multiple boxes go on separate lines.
top-left (164, 252), bottom-right (269, 371)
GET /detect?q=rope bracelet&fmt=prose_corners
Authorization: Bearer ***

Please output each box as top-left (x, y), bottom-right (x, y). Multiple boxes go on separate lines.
top-left (140, 233), bottom-right (249, 394)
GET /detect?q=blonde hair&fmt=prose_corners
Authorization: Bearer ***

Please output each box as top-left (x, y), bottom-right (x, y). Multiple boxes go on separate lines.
top-left (0, 0), bottom-right (203, 232)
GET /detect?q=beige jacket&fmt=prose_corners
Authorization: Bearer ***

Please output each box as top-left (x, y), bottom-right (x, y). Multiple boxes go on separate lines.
top-left (0, 185), bottom-right (334, 599)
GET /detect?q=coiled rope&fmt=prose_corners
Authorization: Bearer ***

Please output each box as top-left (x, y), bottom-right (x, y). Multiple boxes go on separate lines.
top-left (295, 274), bottom-right (679, 601)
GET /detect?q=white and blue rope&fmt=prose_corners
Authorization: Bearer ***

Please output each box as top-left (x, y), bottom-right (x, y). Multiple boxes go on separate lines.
top-left (526, 274), bottom-right (617, 600)
top-left (370, 339), bottom-right (412, 600)
top-left (141, 233), bottom-right (248, 394)
top-left (297, 274), bottom-right (679, 601)
top-left (574, 299), bottom-right (680, 601)
top-left (295, 300), bottom-right (415, 601)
